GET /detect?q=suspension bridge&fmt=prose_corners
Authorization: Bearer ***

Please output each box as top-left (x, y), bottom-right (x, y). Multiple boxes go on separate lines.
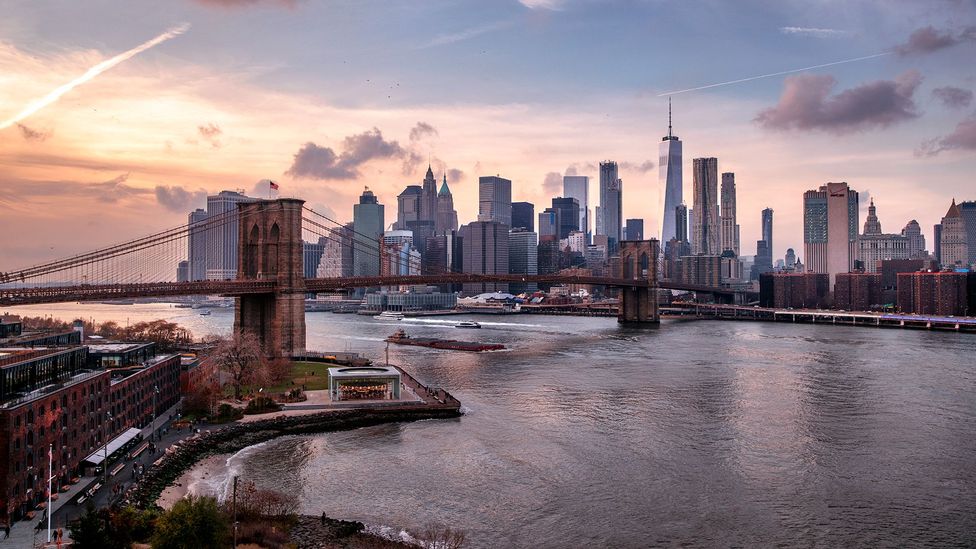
top-left (0, 198), bottom-right (741, 356)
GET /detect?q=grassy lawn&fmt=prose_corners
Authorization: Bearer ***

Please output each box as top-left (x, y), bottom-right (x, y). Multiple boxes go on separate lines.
top-left (266, 361), bottom-right (333, 392)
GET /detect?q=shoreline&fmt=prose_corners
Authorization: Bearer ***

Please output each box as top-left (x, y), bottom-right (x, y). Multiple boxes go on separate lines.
top-left (127, 404), bottom-right (461, 510)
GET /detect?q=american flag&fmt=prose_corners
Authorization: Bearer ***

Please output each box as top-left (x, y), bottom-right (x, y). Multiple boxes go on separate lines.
top-left (269, 181), bottom-right (279, 190)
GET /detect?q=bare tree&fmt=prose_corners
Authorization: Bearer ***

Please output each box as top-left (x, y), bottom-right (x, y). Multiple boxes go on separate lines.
top-left (418, 523), bottom-right (467, 549)
top-left (213, 332), bottom-right (266, 400)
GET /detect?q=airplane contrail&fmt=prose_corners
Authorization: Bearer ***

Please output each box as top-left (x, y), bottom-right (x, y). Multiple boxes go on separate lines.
top-left (0, 23), bottom-right (191, 130)
top-left (656, 51), bottom-right (891, 96)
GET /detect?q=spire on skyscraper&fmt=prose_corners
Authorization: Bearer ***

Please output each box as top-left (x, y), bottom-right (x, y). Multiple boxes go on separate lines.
top-left (663, 97), bottom-right (678, 141)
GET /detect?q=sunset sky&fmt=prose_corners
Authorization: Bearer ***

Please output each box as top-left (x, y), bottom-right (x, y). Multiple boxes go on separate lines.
top-left (1, 0), bottom-right (974, 269)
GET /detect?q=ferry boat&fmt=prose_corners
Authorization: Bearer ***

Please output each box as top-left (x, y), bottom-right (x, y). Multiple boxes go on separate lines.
top-left (455, 321), bottom-right (481, 329)
top-left (385, 329), bottom-right (504, 352)
top-left (373, 311), bottom-right (404, 321)
top-left (199, 310), bottom-right (211, 316)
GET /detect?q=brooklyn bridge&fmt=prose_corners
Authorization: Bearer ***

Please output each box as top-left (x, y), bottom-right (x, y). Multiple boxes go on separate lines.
top-left (0, 199), bottom-right (744, 356)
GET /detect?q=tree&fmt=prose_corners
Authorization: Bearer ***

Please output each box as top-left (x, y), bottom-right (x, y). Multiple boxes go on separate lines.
top-left (183, 382), bottom-right (219, 418)
top-left (418, 523), bottom-right (467, 549)
top-left (151, 496), bottom-right (229, 549)
top-left (213, 332), bottom-right (267, 400)
top-left (69, 504), bottom-right (113, 549)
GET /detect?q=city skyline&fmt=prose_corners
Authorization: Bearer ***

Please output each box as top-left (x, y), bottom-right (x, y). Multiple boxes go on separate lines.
top-left (1, 1), bottom-right (975, 270)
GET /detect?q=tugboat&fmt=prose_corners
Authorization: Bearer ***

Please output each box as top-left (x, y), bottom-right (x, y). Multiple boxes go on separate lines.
top-left (199, 310), bottom-right (211, 316)
top-left (386, 329), bottom-right (504, 352)
top-left (455, 321), bottom-right (481, 329)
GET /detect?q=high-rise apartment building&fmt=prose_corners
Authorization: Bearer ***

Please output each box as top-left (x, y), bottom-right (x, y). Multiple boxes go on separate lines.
top-left (303, 240), bottom-right (326, 279)
top-left (803, 182), bottom-right (859, 285)
top-left (659, 100), bottom-right (683, 246)
top-left (478, 176), bottom-right (512, 226)
top-left (353, 188), bottom-right (385, 277)
top-left (691, 158), bottom-right (720, 255)
top-left (509, 228), bottom-right (538, 293)
top-left (762, 208), bottom-right (774, 259)
top-left (720, 173), bottom-right (740, 256)
top-left (512, 201), bottom-right (535, 232)
top-left (939, 199), bottom-right (969, 267)
top-left (552, 197), bottom-right (580, 240)
top-left (206, 190), bottom-right (257, 280)
top-left (563, 176), bottom-right (590, 243)
top-left (624, 218), bottom-right (644, 241)
top-left (598, 161), bottom-right (622, 253)
top-left (460, 221), bottom-right (510, 294)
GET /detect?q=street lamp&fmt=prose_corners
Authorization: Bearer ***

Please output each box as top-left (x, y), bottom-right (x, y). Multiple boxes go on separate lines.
top-left (102, 411), bottom-right (113, 486)
top-left (152, 384), bottom-right (160, 441)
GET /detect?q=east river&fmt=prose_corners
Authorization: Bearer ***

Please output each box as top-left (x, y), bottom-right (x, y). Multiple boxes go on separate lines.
top-left (8, 303), bottom-right (976, 547)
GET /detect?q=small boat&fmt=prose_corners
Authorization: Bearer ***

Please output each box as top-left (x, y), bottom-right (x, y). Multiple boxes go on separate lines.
top-left (386, 329), bottom-right (504, 352)
top-left (373, 311), bottom-right (404, 321)
top-left (199, 310), bottom-right (211, 316)
top-left (455, 321), bottom-right (481, 329)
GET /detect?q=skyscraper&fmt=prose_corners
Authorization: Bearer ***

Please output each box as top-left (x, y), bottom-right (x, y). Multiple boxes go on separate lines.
top-left (302, 240), bottom-right (326, 279)
top-left (563, 175), bottom-right (590, 243)
top-left (691, 158), bottom-right (720, 255)
top-left (205, 190), bottom-right (257, 280)
top-left (660, 99), bottom-right (683, 246)
top-left (624, 218), bottom-right (644, 241)
top-left (598, 161), bottom-right (622, 253)
top-left (675, 203), bottom-right (688, 242)
top-left (551, 197), bottom-right (580, 240)
top-left (187, 208), bottom-right (208, 281)
top-left (720, 173), bottom-right (740, 256)
top-left (395, 185), bottom-right (422, 230)
top-left (538, 208), bottom-right (559, 241)
top-left (901, 220), bottom-right (926, 259)
top-left (436, 175), bottom-right (458, 234)
top-left (959, 201), bottom-right (976, 265)
top-left (420, 165), bottom-right (438, 224)
top-left (509, 228), bottom-right (538, 293)
top-left (762, 207), bottom-right (773, 259)
top-left (460, 221), bottom-right (510, 294)
top-left (353, 187), bottom-right (385, 277)
top-left (939, 199), bottom-right (969, 267)
top-left (803, 182), bottom-right (858, 285)
top-left (478, 176), bottom-right (512, 226)
top-left (316, 222), bottom-right (354, 278)
top-left (512, 202), bottom-right (535, 232)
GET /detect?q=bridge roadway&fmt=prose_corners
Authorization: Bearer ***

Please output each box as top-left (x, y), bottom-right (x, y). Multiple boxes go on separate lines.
top-left (0, 274), bottom-right (743, 307)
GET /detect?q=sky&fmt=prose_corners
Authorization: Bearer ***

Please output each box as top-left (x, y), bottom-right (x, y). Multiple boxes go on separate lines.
top-left (1, 0), bottom-right (975, 269)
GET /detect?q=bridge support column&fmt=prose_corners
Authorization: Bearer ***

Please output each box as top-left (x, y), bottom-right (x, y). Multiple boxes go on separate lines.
top-left (234, 198), bottom-right (306, 358)
top-left (617, 240), bottom-right (660, 324)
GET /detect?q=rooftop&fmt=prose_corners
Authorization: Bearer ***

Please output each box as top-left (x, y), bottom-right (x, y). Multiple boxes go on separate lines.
top-left (87, 342), bottom-right (154, 354)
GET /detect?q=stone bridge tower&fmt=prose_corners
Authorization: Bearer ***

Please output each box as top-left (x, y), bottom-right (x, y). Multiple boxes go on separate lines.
top-left (234, 198), bottom-right (306, 357)
top-left (618, 239), bottom-right (660, 324)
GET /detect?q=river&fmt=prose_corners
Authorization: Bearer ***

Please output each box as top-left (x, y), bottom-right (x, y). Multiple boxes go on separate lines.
top-left (8, 303), bottom-right (976, 547)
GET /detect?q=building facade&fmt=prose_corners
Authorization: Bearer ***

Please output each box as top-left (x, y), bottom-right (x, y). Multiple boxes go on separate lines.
top-left (659, 103), bottom-right (683, 247)
top-left (804, 182), bottom-right (858, 285)
top-left (205, 190), bottom-right (257, 280)
top-left (477, 176), bottom-right (512, 227)
top-left (598, 161), bottom-right (622, 253)
top-left (856, 200), bottom-right (909, 273)
top-left (897, 271), bottom-right (968, 316)
top-left (511, 202), bottom-right (535, 232)
top-left (508, 228), bottom-right (539, 293)
top-left (691, 158), bottom-right (720, 256)
top-left (563, 176), bottom-right (590, 243)
top-left (624, 218), bottom-right (644, 241)
top-left (901, 220), bottom-right (927, 259)
top-left (460, 221), bottom-right (510, 294)
top-left (939, 199), bottom-right (969, 268)
top-left (352, 188), bottom-right (385, 277)
top-left (552, 197), bottom-right (580, 240)
top-left (720, 173), bottom-right (740, 256)
top-left (436, 176), bottom-right (459, 234)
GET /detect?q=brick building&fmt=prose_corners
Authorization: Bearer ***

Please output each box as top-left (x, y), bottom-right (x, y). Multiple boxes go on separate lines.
top-left (759, 272), bottom-right (830, 309)
top-left (834, 273), bottom-right (882, 311)
top-left (896, 271), bottom-right (969, 316)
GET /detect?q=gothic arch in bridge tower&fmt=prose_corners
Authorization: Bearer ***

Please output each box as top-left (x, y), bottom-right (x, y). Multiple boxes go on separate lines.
top-left (617, 239), bottom-right (660, 324)
top-left (245, 224), bottom-right (260, 278)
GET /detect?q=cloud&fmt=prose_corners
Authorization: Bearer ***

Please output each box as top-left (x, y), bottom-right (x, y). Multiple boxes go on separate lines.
top-left (191, 0), bottom-right (297, 8)
top-left (418, 20), bottom-right (515, 49)
top-left (932, 86), bottom-right (973, 109)
top-left (917, 114), bottom-right (976, 155)
top-left (895, 25), bottom-right (976, 56)
top-left (17, 124), bottom-right (51, 142)
top-left (155, 184), bottom-right (207, 211)
top-left (0, 173), bottom-right (148, 204)
top-left (447, 168), bottom-right (465, 183)
top-left (564, 162), bottom-right (596, 176)
top-left (621, 160), bottom-right (655, 173)
top-left (409, 121), bottom-right (438, 141)
top-left (197, 123), bottom-right (223, 148)
top-left (285, 127), bottom-right (409, 180)
top-left (780, 27), bottom-right (844, 38)
top-left (543, 171), bottom-right (562, 195)
top-left (519, 0), bottom-right (564, 9)
top-left (755, 70), bottom-right (922, 134)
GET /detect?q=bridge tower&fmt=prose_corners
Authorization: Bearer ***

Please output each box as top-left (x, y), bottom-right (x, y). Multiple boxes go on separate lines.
top-left (618, 239), bottom-right (660, 324)
top-left (234, 198), bottom-right (306, 357)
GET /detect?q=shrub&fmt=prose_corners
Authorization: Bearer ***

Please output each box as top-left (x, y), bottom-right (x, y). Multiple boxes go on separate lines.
top-left (243, 396), bottom-right (281, 415)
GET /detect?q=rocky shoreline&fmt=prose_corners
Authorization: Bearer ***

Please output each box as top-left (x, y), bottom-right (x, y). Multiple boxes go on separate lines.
top-left (290, 514), bottom-right (416, 548)
top-left (126, 405), bottom-right (462, 510)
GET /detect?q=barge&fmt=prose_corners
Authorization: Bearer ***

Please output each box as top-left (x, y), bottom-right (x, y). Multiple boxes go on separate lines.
top-left (385, 329), bottom-right (505, 352)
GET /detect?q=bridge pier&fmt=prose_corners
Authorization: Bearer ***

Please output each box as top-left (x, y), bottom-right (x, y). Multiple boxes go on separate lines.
top-left (617, 240), bottom-right (659, 324)
top-left (234, 198), bottom-right (306, 358)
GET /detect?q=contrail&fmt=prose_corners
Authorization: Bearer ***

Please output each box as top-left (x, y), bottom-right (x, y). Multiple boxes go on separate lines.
top-left (656, 51), bottom-right (891, 96)
top-left (0, 23), bottom-right (191, 130)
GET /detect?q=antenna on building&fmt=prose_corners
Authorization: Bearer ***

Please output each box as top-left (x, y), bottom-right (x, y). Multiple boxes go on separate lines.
top-left (668, 97), bottom-right (673, 138)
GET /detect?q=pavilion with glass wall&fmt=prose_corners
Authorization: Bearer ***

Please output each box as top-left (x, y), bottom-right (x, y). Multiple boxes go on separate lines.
top-left (327, 366), bottom-right (401, 401)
